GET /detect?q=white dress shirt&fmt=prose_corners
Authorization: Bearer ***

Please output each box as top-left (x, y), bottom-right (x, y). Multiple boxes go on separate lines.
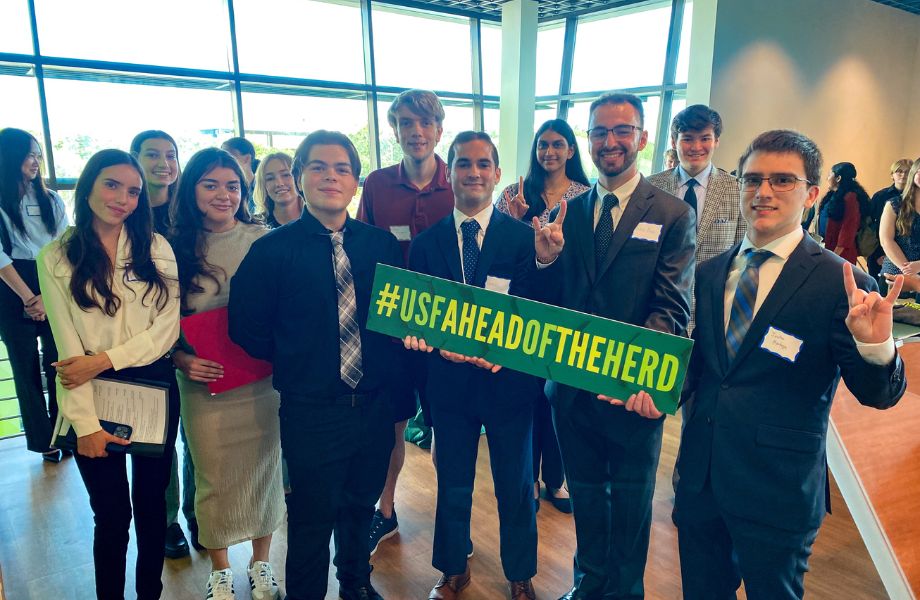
top-left (675, 163), bottom-right (713, 219)
top-left (37, 228), bottom-right (181, 438)
top-left (724, 227), bottom-right (894, 363)
top-left (453, 202), bottom-right (492, 277)
top-left (592, 171), bottom-right (642, 231)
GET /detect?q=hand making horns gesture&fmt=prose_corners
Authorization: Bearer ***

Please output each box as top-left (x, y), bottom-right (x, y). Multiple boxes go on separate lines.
top-left (843, 262), bottom-right (902, 344)
top-left (534, 200), bottom-right (567, 264)
top-left (507, 176), bottom-right (530, 220)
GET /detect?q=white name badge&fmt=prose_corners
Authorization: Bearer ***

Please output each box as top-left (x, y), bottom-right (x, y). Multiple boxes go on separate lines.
top-left (26, 205), bottom-right (41, 217)
top-left (389, 225), bottom-right (412, 241)
top-left (760, 326), bottom-right (803, 363)
top-left (632, 222), bottom-right (662, 243)
top-left (485, 276), bottom-right (511, 295)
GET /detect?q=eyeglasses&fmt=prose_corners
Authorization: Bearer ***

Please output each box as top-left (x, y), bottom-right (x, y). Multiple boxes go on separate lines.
top-left (737, 174), bottom-right (813, 192)
top-left (588, 125), bottom-right (641, 142)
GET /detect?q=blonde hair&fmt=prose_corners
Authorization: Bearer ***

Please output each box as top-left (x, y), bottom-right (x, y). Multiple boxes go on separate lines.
top-left (895, 158), bottom-right (920, 237)
top-left (386, 89), bottom-right (445, 129)
top-left (253, 152), bottom-right (302, 227)
top-left (891, 158), bottom-right (912, 175)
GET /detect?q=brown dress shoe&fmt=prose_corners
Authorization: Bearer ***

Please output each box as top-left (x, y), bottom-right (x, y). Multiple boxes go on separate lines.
top-left (428, 564), bottom-right (471, 600)
top-left (510, 579), bottom-right (536, 600)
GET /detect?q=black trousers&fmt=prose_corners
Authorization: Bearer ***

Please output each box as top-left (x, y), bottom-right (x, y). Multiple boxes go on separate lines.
top-left (533, 389), bottom-right (564, 490)
top-left (281, 391), bottom-right (394, 600)
top-left (73, 360), bottom-right (180, 600)
top-left (674, 480), bottom-right (819, 600)
top-left (0, 259), bottom-right (58, 452)
top-left (552, 391), bottom-right (663, 600)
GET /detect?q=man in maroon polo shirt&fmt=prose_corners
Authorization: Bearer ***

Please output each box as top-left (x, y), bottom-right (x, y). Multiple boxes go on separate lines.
top-left (357, 89), bottom-right (455, 556)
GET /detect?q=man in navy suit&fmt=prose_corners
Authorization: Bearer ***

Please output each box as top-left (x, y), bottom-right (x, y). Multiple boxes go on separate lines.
top-left (406, 131), bottom-right (541, 600)
top-left (533, 92), bottom-right (696, 600)
top-left (671, 129), bottom-right (906, 599)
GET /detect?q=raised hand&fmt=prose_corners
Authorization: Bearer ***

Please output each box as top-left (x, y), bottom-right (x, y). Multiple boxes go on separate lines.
top-left (597, 390), bottom-right (662, 419)
top-left (507, 176), bottom-right (530, 220)
top-left (844, 262), bottom-right (902, 344)
top-left (534, 200), bottom-right (567, 264)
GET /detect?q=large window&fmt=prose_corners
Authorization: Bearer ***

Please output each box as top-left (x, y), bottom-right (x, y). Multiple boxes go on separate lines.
top-left (0, 1), bottom-right (32, 54)
top-left (0, 65), bottom-right (44, 147)
top-left (675, 1), bottom-right (694, 84)
top-left (536, 22), bottom-right (566, 97)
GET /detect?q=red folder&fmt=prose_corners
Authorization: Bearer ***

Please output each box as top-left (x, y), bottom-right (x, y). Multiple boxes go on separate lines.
top-left (180, 306), bottom-right (273, 395)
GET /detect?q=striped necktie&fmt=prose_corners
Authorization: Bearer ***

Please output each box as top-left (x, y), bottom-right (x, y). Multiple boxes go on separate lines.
top-left (330, 231), bottom-right (363, 388)
top-left (726, 249), bottom-right (773, 361)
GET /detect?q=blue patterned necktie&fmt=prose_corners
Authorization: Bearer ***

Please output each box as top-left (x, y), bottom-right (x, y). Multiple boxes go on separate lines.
top-left (330, 231), bottom-right (363, 388)
top-left (726, 249), bottom-right (773, 361)
top-left (594, 193), bottom-right (619, 269)
top-left (460, 219), bottom-right (481, 285)
top-left (684, 178), bottom-right (698, 213)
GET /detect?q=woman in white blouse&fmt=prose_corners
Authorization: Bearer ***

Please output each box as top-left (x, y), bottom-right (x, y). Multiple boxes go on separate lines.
top-left (37, 149), bottom-right (180, 600)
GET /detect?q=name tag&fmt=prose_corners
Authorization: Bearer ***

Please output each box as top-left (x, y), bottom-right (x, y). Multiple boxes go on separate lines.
top-left (760, 326), bottom-right (803, 363)
top-left (26, 205), bottom-right (41, 217)
top-left (485, 276), bottom-right (511, 295)
top-left (389, 225), bottom-right (412, 241)
top-left (632, 222), bottom-right (662, 243)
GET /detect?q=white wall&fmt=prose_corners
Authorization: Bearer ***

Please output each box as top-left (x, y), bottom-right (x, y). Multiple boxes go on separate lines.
top-left (696, 0), bottom-right (920, 191)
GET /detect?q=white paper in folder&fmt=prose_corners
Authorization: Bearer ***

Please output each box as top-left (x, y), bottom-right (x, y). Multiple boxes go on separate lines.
top-left (93, 378), bottom-right (168, 445)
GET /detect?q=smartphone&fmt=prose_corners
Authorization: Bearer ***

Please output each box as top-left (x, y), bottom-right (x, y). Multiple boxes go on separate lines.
top-left (100, 420), bottom-right (133, 453)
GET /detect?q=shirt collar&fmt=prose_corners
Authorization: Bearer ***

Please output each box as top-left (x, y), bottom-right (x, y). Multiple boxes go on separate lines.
top-left (299, 207), bottom-right (353, 236)
top-left (594, 171), bottom-right (641, 205)
top-left (738, 227), bottom-right (803, 261)
top-left (453, 202), bottom-right (493, 234)
top-left (677, 163), bottom-right (713, 188)
top-left (397, 154), bottom-right (450, 192)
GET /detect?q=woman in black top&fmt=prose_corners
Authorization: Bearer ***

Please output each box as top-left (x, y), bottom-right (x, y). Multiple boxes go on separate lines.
top-left (130, 130), bottom-right (180, 236)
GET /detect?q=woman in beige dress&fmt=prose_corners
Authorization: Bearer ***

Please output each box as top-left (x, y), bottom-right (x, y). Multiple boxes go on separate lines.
top-left (170, 147), bottom-right (284, 600)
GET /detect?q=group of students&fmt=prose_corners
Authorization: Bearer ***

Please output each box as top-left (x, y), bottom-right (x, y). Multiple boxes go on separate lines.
top-left (0, 85), bottom-right (909, 600)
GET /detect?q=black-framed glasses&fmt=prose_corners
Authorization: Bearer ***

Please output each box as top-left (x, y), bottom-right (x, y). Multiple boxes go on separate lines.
top-left (588, 125), bottom-right (641, 142)
top-left (737, 174), bottom-right (813, 192)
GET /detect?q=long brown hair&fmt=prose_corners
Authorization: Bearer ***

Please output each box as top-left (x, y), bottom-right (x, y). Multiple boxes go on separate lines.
top-left (895, 158), bottom-right (920, 237)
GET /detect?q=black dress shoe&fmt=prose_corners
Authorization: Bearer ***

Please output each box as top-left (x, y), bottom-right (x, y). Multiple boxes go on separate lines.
top-left (558, 587), bottom-right (599, 600)
top-left (545, 489), bottom-right (573, 514)
top-left (339, 582), bottom-right (383, 600)
top-left (164, 522), bottom-right (190, 559)
top-left (41, 450), bottom-right (62, 463)
top-left (187, 518), bottom-right (205, 551)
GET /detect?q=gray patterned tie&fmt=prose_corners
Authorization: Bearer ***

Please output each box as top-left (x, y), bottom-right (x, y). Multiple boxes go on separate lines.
top-left (330, 231), bottom-right (363, 389)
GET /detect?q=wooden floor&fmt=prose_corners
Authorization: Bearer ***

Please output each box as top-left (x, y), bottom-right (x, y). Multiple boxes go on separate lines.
top-left (0, 416), bottom-right (888, 600)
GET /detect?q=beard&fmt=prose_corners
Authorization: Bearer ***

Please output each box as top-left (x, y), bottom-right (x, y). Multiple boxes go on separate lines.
top-left (593, 142), bottom-right (638, 178)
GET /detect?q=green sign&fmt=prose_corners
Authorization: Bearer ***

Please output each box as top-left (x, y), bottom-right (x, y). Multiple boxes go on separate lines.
top-left (367, 265), bottom-right (693, 415)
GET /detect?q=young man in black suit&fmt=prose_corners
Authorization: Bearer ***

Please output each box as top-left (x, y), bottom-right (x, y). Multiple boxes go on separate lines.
top-left (533, 92), bottom-right (696, 600)
top-left (671, 130), bottom-right (906, 599)
top-left (405, 131), bottom-right (541, 600)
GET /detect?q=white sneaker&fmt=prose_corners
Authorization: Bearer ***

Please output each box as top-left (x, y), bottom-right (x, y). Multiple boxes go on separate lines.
top-left (206, 568), bottom-right (236, 600)
top-left (248, 560), bottom-right (280, 600)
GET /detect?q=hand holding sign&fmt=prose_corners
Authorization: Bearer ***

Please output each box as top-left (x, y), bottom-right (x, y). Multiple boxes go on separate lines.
top-left (535, 200), bottom-right (567, 264)
top-left (843, 262), bottom-right (901, 344)
top-left (404, 335), bottom-right (501, 372)
top-left (598, 390), bottom-right (663, 419)
top-left (507, 176), bottom-right (530, 220)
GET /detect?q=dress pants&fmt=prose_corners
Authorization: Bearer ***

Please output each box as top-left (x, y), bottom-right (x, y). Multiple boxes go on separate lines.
top-left (532, 389), bottom-right (564, 490)
top-left (429, 394), bottom-right (537, 582)
top-left (280, 391), bottom-right (394, 600)
top-left (73, 360), bottom-right (180, 600)
top-left (0, 259), bottom-right (58, 452)
top-left (674, 479), bottom-right (819, 600)
top-left (552, 391), bottom-right (663, 599)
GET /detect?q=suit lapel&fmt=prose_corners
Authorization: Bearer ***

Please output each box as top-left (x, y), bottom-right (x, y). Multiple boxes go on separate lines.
top-left (435, 217), bottom-right (464, 283)
top-left (668, 168), bottom-right (681, 195)
top-left (597, 182), bottom-right (653, 279)
top-left (571, 190), bottom-right (596, 282)
top-left (726, 235), bottom-right (821, 375)
top-left (697, 168), bottom-right (721, 242)
top-left (474, 210), bottom-right (504, 287)
top-left (711, 244), bottom-right (740, 375)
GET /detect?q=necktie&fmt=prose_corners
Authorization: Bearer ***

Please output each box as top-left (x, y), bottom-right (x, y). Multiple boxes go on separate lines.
top-left (684, 178), bottom-right (699, 213)
top-left (460, 219), bottom-right (481, 285)
top-left (726, 249), bottom-right (773, 361)
top-left (330, 231), bottom-right (363, 389)
top-left (594, 193), bottom-right (619, 269)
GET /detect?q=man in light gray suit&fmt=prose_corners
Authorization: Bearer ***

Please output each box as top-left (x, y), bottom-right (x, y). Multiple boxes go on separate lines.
top-left (648, 104), bottom-right (745, 269)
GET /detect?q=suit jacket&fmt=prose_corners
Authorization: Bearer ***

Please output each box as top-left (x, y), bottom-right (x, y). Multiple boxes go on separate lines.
top-left (676, 234), bottom-right (906, 532)
top-left (408, 209), bottom-right (540, 413)
top-left (538, 175), bottom-right (696, 414)
top-left (647, 166), bottom-right (745, 263)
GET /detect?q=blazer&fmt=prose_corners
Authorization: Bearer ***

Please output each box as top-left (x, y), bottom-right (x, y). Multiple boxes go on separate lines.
top-left (647, 166), bottom-right (745, 263)
top-left (407, 209), bottom-right (541, 412)
top-left (538, 175), bottom-right (696, 411)
top-left (676, 234), bottom-right (906, 532)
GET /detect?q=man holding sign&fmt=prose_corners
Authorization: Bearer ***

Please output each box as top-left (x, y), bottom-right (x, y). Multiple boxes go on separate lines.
top-left (673, 130), bottom-right (906, 599)
top-left (405, 131), bottom-right (541, 600)
top-left (533, 92), bottom-right (696, 600)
